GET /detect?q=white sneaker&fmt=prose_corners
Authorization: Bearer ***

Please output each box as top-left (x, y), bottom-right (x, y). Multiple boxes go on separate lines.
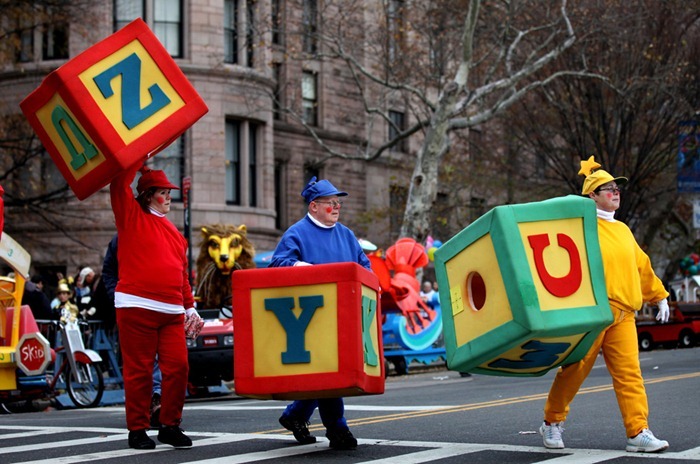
top-left (539, 421), bottom-right (564, 449)
top-left (626, 428), bottom-right (669, 453)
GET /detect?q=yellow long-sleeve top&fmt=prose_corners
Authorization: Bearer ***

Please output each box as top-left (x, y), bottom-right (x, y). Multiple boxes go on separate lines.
top-left (597, 217), bottom-right (668, 312)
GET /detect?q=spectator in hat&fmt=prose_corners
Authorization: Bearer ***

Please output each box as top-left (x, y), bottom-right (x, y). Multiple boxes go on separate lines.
top-left (52, 282), bottom-right (79, 321)
top-left (75, 267), bottom-right (95, 299)
top-left (109, 164), bottom-right (203, 450)
top-left (271, 176), bottom-right (371, 451)
top-left (539, 156), bottom-right (670, 454)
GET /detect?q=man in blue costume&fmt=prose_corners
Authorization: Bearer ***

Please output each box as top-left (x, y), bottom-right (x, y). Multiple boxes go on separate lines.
top-left (272, 176), bottom-right (371, 450)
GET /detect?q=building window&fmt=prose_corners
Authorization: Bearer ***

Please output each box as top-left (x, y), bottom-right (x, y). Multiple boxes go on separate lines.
top-left (271, 0), bottom-right (283, 46)
top-left (224, 0), bottom-right (238, 63)
top-left (226, 121), bottom-right (241, 205)
top-left (16, 27), bottom-right (34, 62)
top-left (42, 22), bottom-right (69, 60)
top-left (154, 0), bottom-right (182, 57)
top-left (273, 62), bottom-right (284, 120)
top-left (226, 119), bottom-right (260, 206)
top-left (301, 71), bottom-right (318, 126)
top-left (151, 136), bottom-right (184, 201)
top-left (274, 160), bottom-right (286, 230)
top-left (248, 123), bottom-right (258, 207)
top-left (388, 110), bottom-right (406, 152)
top-left (386, 0), bottom-right (404, 62)
top-left (302, 0), bottom-right (318, 54)
top-left (246, 0), bottom-right (255, 67)
top-left (113, 0), bottom-right (182, 58)
top-left (114, 0), bottom-right (143, 31)
top-left (223, 0), bottom-right (255, 67)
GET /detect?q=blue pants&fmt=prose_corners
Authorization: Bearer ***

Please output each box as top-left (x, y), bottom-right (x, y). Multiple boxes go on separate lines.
top-left (283, 398), bottom-right (348, 431)
top-left (153, 358), bottom-right (162, 396)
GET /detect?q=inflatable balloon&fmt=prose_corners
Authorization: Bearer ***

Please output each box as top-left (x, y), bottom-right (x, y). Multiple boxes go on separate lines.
top-left (427, 247), bottom-right (438, 262)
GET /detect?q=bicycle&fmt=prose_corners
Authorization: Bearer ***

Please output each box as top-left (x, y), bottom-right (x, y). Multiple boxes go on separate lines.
top-left (1, 308), bottom-right (104, 412)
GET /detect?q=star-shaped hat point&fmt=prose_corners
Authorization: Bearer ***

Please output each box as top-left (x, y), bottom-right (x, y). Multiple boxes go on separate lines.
top-left (578, 155), bottom-right (601, 177)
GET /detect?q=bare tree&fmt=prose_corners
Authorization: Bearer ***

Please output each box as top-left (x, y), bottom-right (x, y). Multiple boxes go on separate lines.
top-left (504, 0), bottom-right (700, 279)
top-left (271, 0), bottom-right (604, 243)
top-left (0, 0), bottom-right (103, 248)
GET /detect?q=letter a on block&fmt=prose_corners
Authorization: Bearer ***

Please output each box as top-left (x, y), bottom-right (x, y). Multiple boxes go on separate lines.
top-left (361, 295), bottom-right (378, 366)
top-left (265, 295), bottom-right (323, 364)
top-left (93, 53), bottom-right (171, 130)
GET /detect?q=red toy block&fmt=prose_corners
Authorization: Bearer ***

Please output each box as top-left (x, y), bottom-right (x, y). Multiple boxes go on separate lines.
top-left (232, 263), bottom-right (384, 400)
top-left (20, 19), bottom-right (208, 200)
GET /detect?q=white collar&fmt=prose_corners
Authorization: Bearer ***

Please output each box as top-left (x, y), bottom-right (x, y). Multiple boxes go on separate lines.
top-left (307, 213), bottom-right (335, 229)
top-left (596, 208), bottom-right (616, 222)
top-left (148, 207), bottom-right (166, 217)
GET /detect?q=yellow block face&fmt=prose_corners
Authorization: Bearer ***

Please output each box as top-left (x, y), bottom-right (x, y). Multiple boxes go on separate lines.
top-left (251, 284), bottom-right (338, 377)
top-left (518, 219), bottom-right (596, 311)
top-left (35, 94), bottom-right (106, 180)
top-left (445, 234), bottom-right (512, 347)
top-left (478, 333), bottom-right (585, 374)
top-left (362, 284), bottom-right (381, 377)
top-left (79, 40), bottom-right (186, 144)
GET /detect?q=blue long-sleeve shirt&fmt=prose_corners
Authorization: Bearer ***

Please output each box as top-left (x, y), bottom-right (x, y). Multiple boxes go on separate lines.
top-left (270, 215), bottom-right (371, 270)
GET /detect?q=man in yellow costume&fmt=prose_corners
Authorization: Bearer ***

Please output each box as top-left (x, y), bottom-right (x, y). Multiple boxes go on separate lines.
top-left (540, 156), bottom-right (670, 453)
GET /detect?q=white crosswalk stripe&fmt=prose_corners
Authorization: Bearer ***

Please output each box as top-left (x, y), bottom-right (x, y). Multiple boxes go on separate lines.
top-left (0, 426), bottom-right (698, 463)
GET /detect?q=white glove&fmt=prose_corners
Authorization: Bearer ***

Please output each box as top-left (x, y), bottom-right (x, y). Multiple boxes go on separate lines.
top-left (656, 299), bottom-right (670, 323)
top-left (294, 261), bottom-right (312, 266)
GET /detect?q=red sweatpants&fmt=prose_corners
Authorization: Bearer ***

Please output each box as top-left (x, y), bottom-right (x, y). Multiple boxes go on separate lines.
top-left (117, 307), bottom-right (188, 431)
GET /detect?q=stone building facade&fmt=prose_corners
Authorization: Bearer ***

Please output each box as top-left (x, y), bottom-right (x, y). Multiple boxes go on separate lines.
top-left (0, 0), bottom-right (413, 281)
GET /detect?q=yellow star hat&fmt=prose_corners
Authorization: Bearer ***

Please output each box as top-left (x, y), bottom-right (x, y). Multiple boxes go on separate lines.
top-left (578, 155), bottom-right (628, 195)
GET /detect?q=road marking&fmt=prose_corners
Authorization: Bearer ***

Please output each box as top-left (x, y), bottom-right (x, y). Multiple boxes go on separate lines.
top-left (0, 427), bottom-right (697, 463)
top-left (85, 404), bottom-right (453, 412)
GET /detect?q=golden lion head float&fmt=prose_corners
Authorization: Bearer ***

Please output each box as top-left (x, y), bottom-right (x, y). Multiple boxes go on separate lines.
top-left (195, 224), bottom-right (255, 310)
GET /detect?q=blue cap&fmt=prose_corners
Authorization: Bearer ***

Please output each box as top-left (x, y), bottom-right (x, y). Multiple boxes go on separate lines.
top-left (301, 176), bottom-right (348, 203)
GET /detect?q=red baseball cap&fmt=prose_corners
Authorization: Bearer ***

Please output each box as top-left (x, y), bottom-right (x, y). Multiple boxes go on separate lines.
top-left (137, 169), bottom-right (179, 194)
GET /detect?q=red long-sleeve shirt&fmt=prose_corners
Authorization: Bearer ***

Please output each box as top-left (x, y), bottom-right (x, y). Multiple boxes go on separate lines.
top-left (110, 166), bottom-right (194, 312)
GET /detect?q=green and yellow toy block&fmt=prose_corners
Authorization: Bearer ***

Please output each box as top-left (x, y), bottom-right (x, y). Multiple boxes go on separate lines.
top-left (434, 195), bottom-right (613, 377)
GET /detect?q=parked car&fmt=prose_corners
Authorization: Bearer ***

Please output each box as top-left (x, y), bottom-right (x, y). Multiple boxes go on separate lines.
top-left (186, 304), bottom-right (233, 394)
top-left (636, 302), bottom-right (700, 351)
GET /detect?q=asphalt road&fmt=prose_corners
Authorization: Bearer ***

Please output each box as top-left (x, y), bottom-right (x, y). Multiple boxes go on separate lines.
top-left (1, 346), bottom-right (699, 463)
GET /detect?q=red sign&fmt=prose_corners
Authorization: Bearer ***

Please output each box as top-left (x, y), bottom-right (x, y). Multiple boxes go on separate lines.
top-left (16, 333), bottom-right (51, 375)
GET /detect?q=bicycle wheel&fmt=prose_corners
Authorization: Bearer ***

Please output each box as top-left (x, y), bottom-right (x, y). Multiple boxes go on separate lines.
top-left (65, 361), bottom-right (104, 408)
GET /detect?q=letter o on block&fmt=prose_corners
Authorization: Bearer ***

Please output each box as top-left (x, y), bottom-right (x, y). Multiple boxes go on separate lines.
top-left (434, 195), bottom-right (613, 377)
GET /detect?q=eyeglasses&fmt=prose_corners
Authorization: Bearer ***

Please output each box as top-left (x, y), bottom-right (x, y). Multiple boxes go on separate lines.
top-left (314, 200), bottom-right (343, 208)
top-left (598, 186), bottom-right (621, 194)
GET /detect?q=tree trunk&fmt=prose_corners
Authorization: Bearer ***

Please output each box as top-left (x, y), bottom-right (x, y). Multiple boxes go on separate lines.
top-left (400, 82), bottom-right (460, 243)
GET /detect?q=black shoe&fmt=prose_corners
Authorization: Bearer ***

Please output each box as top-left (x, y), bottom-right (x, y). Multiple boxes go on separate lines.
top-left (279, 415), bottom-right (317, 444)
top-left (128, 429), bottom-right (156, 450)
top-left (158, 425), bottom-right (192, 448)
top-left (149, 393), bottom-right (161, 429)
top-left (326, 428), bottom-right (357, 450)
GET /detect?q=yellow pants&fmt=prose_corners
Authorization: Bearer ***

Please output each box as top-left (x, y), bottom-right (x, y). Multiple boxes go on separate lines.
top-left (544, 305), bottom-right (648, 437)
